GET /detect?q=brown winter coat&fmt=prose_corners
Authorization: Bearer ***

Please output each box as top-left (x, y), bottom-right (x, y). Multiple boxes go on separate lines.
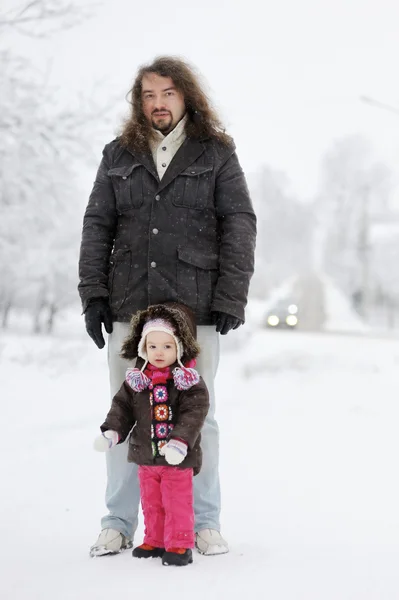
top-left (100, 370), bottom-right (209, 475)
top-left (100, 302), bottom-right (209, 475)
top-left (78, 135), bottom-right (257, 325)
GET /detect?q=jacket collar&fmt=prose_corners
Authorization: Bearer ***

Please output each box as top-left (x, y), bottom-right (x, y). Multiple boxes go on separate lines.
top-left (127, 147), bottom-right (159, 182)
top-left (157, 137), bottom-right (205, 192)
top-left (127, 136), bottom-right (205, 192)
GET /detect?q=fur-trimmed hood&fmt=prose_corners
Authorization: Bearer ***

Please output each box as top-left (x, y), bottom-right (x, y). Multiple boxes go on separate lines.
top-left (120, 302), bottom-right (200, 363)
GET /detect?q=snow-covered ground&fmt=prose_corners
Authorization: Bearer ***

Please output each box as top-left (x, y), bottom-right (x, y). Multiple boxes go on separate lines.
top-left (1, 323), bottom-right (399, 600)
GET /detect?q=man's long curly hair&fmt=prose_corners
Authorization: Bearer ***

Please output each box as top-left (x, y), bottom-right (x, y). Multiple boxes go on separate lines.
top-left (119, 56), bottom-right (232, 151)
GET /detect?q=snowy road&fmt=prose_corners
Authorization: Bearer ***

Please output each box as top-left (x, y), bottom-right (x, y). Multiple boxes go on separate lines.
top-left (1, 326), bottom-right (399, 599)
top-left (292, 273), bottom-right (325, 331)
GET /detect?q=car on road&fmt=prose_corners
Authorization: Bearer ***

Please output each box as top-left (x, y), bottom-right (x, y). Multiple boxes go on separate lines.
top-left (265, 301), bottom-right (299, 329)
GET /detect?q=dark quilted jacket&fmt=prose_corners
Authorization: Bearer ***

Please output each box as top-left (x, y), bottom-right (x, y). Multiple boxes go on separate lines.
top-left (78, 135), bottom-right (256, 325)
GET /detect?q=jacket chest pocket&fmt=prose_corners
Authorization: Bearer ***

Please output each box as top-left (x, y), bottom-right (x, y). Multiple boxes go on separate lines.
top-left (172, 165), bottom-right (213, 210)
top-left (108, 164), bottom-right (144, 211)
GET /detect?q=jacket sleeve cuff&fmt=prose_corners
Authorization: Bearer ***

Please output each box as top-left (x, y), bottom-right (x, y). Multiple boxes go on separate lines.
top-left (81, 293), bottom-right (109, 315)
top-left (100, 423), bottom-right (126, 444)
top-left (211, 300), bottom-right (245, 323)
top-left (170, 436), bottom-right (188, 447)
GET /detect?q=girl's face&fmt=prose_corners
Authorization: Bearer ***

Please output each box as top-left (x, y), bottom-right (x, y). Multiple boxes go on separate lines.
top-left (146, 331), bottom-right (177, 368)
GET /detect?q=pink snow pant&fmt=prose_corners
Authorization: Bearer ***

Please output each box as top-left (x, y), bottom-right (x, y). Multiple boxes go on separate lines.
top-left (138, 465), bottom-right (195, 549)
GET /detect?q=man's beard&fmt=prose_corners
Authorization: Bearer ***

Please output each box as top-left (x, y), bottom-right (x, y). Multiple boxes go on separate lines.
top-left (152, 113), bottom-right (173, 134)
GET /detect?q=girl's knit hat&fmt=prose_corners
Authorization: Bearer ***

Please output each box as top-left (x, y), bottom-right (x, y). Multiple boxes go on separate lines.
top-left (122, 303), bottom-right (201, 393)
top-left (137, 317), bottom-right (184, 363)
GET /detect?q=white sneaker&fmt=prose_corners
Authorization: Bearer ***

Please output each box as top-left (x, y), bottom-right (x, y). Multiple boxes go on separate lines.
top-left (195, 529), bottom-right (229, 555)
top-left (89, 528), bottom-right (133, 557)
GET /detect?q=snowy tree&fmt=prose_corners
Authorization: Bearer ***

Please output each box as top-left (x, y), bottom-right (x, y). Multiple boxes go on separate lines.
top-left (0, 0), bottom-right (117, 332)
top-left (316, 135), bottom-right (393, 319)
top-left (248, 165), bottom-right (314, 298)
top-left (0, 0), bottom-right (91, 36)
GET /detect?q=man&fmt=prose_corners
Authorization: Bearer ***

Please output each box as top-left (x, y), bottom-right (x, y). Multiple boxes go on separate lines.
top-left (78, 56), bottom-right (256, 557)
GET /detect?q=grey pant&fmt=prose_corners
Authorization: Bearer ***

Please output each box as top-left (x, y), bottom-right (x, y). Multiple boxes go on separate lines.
top-left (101, 322), bottom-right (221, 539)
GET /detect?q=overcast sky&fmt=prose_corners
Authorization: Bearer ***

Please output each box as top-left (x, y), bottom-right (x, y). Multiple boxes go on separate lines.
top-left (11, 0), bottom-right (399, 200)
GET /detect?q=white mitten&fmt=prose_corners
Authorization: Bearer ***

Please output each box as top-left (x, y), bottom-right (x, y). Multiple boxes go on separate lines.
top-left (93, 430), bottom-right (120, 452)
top-left (160, 439), bottom-right (188, 465)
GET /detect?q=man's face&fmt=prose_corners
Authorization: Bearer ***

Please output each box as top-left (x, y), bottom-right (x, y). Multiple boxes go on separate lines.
top-left (141, 73), bottom-right (186, 135)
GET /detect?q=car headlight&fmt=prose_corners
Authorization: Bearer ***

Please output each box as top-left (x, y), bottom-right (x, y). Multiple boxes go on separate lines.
top-left (267, 315), bottom-right (280, 326)
top-left (286, 315), bottom-right (298, 326)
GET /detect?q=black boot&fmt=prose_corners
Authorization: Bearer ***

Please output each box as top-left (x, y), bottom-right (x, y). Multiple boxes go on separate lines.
top-left (162, 548), bottom-right (193, 566)
top-left (132, 544), bottom-right (165, 559)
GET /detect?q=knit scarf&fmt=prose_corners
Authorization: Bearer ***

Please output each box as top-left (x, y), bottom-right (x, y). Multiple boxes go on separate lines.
top-left (126, 359), bottom-right (200, 393)
top-left (144, 363), bottom-right (173, 388)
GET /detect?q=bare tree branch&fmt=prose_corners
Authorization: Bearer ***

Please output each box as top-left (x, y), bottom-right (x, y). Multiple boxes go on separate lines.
top-left (0, 0), bottom-right (97, 36)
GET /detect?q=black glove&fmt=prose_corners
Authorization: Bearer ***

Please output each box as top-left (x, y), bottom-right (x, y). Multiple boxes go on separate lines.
top-left (85, 298), bottom-right (113, 349)
top-left (212, 311), bottom-right (243, 335)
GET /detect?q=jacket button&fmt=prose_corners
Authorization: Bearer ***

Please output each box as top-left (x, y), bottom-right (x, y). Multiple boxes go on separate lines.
top-left (151, 261), bottom-right (157, 268)
top-left (162, 163), bottom-right (166, 167)
top-left (155, 195), bottom-right (160, 201)
top-left (162, 146), bottom-right (167, 151)
top-left (152, 228), bottom-right (159, 235)
top-left (122, 176), bottom-right (127, 180)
